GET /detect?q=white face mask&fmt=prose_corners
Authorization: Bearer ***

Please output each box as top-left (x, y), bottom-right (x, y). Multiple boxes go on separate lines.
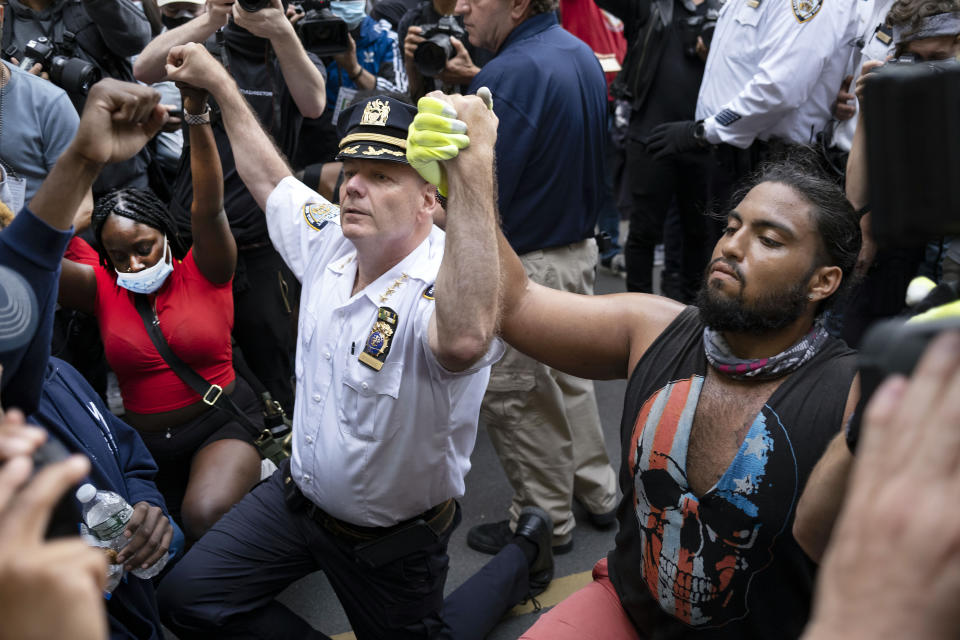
top-left (115, 236), bottom-right (174, 295)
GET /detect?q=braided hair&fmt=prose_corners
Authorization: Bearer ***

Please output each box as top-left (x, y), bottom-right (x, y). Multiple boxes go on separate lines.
top-left (91, 188), bottom-right (187, 270)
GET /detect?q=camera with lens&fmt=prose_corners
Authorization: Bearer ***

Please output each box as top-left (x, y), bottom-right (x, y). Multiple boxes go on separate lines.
top-left (863, 56), bottom-right (960, 247)
top-left (845, 57), bottom-right (960, 451)
top-left (17, 36), bottom-right (101, 95)
top-left (413, 15), bottom-right (467, 77)
top-left (679, 9), bottom-right (718, 58)
top-left (295, 0), bottom-right (350, 57)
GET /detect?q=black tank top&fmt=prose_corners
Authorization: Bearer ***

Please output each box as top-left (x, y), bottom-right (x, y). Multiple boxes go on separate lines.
top-left (608, 307), bottom-right (856, 639)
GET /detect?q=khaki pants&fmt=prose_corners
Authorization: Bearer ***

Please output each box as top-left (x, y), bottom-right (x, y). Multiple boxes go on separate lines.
top-left (480, 239), bottom-right (617, 543)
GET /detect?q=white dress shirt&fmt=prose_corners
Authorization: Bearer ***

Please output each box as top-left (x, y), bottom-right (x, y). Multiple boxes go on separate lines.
top-left (831, 0), bottom-right (896, 151)
top-left (696, 0), bottom-right (859, 148)
top-left (266, 176), bottom-right (503, 527)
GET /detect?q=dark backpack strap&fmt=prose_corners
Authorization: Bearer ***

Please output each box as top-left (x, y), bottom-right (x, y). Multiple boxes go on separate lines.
top-left (132, 293), bottom-right (265, 440)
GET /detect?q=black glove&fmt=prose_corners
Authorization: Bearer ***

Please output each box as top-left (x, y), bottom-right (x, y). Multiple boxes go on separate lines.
top-left (643, 120), bottom-right (703, 160)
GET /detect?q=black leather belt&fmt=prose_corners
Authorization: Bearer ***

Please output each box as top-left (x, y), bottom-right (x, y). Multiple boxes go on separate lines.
top-left (283, 470), bottom-right (456, 544)
top-left (306, 497), bottom-right (457, 544)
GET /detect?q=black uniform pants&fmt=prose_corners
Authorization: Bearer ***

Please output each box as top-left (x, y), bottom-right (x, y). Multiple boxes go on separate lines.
top-left (232, 244), bottom-right (300, 414)
top-left (158, 462), bottom-right (530, 640)
top-left (624, 139), bottom-right (714, 299)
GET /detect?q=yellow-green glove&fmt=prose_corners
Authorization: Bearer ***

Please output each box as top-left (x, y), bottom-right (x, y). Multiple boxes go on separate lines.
top-left (406, 88), bottom-right (494, 198)
top-left (407, 97), bottom-right (469, 197)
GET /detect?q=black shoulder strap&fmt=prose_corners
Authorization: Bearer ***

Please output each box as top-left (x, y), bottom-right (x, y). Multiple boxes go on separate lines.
top-left (132, 293), bottom-right (265, 440)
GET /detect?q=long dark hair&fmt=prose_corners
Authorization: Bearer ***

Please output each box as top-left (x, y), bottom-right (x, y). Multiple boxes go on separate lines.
top-left (91, 188), bottom-right (188, 270)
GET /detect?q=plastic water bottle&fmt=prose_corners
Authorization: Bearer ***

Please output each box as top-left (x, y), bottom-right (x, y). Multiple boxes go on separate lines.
top-left (75, 484), bottom-right (168, 580)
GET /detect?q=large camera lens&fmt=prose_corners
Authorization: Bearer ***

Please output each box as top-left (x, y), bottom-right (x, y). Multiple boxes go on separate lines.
top-left (49, 56), bottom-right (102, 95)
top-left (414, 35), bottom-right (453, 77)
top-left (237, 0), bottom-right (272, 11)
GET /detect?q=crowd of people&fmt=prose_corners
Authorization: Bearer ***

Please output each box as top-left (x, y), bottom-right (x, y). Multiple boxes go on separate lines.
top-left (1, 0), bottom-right (960, 637)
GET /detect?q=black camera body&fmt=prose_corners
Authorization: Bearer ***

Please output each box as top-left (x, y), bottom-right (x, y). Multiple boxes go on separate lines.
top-left (848, 58), bottom-right (960, 451)
top-left (863, 57), bottom-right (960, 247)
top-left (296, 0), bottom-right (350, 57)
top-left (18, 36), bottom-right (101, 95)
top-left (413, 15), bottom-right (466, 77)
top-left (236, 0), bottom-right (272, 12)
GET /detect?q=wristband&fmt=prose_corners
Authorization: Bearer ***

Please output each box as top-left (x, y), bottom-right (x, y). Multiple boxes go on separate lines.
top-left (349, 66), bottom-right (364, 81)
top-left (184, 105), bottom-right (211, 126)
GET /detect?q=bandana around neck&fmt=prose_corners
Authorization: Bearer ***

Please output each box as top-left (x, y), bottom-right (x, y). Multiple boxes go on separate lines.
top-left (703, 318), bottom-right (830, 380)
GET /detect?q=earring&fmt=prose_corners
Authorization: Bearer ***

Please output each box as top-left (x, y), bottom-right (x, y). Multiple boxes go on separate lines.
top-left (807, 294), bottom-right (814, 301)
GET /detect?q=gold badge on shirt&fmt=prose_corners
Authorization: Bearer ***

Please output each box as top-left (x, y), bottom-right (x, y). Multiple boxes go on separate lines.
top-left (359, 307), bottom-right (399, 371)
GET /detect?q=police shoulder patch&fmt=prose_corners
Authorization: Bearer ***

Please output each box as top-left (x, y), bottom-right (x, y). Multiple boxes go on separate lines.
top-left (422, 283), bottom-right (435, 300)
top-left (302, 202), bottom-right (340, 231)
top-left (791, 0), bottom-right (823, 22)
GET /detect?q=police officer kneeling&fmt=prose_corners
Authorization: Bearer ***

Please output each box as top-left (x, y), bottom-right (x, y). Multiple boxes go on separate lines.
top-left (157, 41), bottom-right (553, 640)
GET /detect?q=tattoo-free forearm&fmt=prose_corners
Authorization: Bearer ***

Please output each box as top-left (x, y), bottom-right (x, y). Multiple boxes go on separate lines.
top-left (271, 27), bottom-right (326, 118)
top-left (432, 144), bottom-right (500, 369)
top-left (133, 14), bottom-right (222, 84)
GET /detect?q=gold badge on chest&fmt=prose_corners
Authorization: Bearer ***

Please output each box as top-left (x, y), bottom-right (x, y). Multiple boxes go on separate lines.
top-left (359, 307), bottom-right (399, 371)
top-left (358, 272), bottom-right (409, 371)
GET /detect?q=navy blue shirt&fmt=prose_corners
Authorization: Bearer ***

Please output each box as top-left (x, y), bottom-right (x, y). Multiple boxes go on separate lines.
top-left (0, 208), bottom-right (72, 414)
top-left (32, 358), bottom-right (170, 640)
top-left (469, 12), bottom-right (608, 255)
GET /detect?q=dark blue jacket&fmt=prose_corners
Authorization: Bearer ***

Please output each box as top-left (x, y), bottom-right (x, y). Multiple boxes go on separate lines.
top-left (32, 357), bottom-right (169, 640)
top-left (468, 12), bottom-right (608, 255)
top-left (0, 207), bottom-right (72, 414)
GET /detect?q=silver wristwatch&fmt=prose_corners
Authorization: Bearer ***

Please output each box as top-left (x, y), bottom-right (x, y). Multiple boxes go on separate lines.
top-left (184, 105), bottom-right (211, 126)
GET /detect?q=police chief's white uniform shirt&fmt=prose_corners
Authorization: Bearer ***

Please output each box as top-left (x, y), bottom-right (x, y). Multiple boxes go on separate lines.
top-left (831, 0), bottom-right (896, 151)
top-left (266, 176), bottom-right (503, 527)
top-left (696, 0), bottom-right (859, 148)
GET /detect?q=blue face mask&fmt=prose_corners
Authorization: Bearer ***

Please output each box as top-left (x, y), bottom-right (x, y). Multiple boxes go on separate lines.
top-left (331, 0), bottom-right (366, 30)
top-left (115, 236), bottom-right (174, 295)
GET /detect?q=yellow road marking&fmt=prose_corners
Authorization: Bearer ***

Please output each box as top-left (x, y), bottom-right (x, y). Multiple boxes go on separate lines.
top-left (329, 569), bottom-right (594, 639)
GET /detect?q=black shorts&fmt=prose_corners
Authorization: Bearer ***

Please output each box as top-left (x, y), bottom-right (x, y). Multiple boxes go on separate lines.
top-left (138, 376), bottom-right (261, 520)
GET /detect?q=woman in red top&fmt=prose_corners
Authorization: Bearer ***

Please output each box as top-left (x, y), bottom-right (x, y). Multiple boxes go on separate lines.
top-left (59, 85), bottom-right (262, 542)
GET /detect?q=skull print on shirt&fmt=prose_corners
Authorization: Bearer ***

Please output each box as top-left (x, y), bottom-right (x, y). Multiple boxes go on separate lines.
top-left (628, 375), bottom-right (799, 627)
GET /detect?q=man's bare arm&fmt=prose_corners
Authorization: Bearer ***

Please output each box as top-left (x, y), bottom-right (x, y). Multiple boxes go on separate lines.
top-left (497, 230), bottom-right (684, 380)
top-left (165, 43), bottom-right (292, 211)
top-left (133, 4), bottom-right (230, 84)
top-left (427, 94), bottom-right (500, 371)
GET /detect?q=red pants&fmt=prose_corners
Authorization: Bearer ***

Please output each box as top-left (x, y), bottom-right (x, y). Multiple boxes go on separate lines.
top-left (520, 558), bottom-right (642, 640)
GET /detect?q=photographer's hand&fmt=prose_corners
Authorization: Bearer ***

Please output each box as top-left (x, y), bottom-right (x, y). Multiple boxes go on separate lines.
top-left (232, 0), bottom-right (295, 40)
top-left (438, 37), bottom-right (479, 86)
top-left (855, 59), bottom-right (886, 106)
top-left (334, 34), bottom-right (375, 90)
top-left (404, 25), bottom-right (425, 62)
top-left (0, 405), bottom-right (46, 463)
top-left (0, 452), bottom-right (108, 640)
top-left (9, 57), bottom-right (49, 81)
top-left (804, 331), bottom-right (960, 640)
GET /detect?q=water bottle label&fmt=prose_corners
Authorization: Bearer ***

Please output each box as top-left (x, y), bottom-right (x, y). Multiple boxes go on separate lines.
top-left (90, 504), bottom-right (133, 539)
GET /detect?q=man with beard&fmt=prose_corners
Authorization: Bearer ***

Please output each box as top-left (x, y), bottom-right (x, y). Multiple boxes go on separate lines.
top-left (484, 157), bottom-right (861, 637)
